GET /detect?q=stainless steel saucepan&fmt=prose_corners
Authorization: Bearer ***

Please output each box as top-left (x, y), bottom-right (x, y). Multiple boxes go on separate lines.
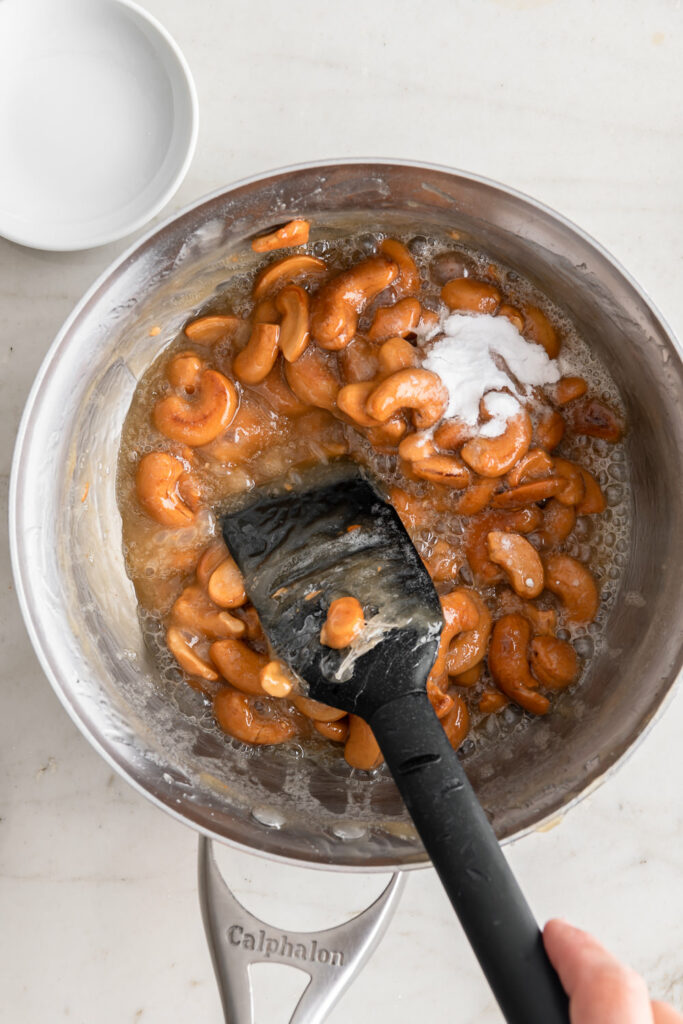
top-left (10, 161), bottom-right (683, 1022)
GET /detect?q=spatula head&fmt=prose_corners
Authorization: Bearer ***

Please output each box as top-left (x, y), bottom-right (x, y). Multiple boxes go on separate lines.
top-left (220, 461), bottom-right (443, 720)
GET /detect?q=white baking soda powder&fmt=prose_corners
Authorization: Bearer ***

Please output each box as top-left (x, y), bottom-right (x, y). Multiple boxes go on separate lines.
top-left (421, 312), bottom-right (561, 434)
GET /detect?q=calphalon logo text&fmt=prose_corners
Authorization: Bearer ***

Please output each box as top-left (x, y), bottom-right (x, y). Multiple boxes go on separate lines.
top-left (227, 925), bottom-right (344, 966)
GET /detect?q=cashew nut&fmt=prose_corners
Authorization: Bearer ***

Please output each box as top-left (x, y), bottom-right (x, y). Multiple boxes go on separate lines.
top-left (523, 305), bottom-right (560, 358)
top-left (251, 219), bottom-right (310, 253)
top-left (433, 418), bottom-right (475, 451)
top-left (367, 297), bottom-right (421, 341)
top-left (184, 315), bottom-right (243, 345)
top-left (441, 278), bottom-right (501, 313)
top-left (233, 323), bottom-right (281, 385)
top-left (552, 376), bottom-right (587, 406)
top-left (487, 531), bottom-right (544, 598)
top-left (427, 588), bottom-right (480, 692)
top-left (412, 455), bottom-right (471, 488)
top-left (537, 499), bottom-right (576, 550)
top-left (167, 626), bottom-right (219, 681)
top-left (253, 253), bottom-right (327, 300)
top-left (201, 395), bottom-right (278, 464)
top-left (252, 297), bottom-right (280, 324)
top-left (336, 381), bottom-right (383, 427)
top-left (196, 540), bottom-right (229, 588)
top-left (377, 336), bottom-right (418, 375)
top-left (497, 589), bottom-right (557, 635)
top-left (569, 398), bottom-right (624, 442)
top-left (421, 538), bottom-right (461, 582)
top-left (167, 351), bottom-right (204, 391)
top-left (576, 467), bottom-right (606, 515)
top-left (446, 590), bottom-right (492, 676)
top-left (320, 596), bottom-right (365, 649)
top-left (171, 584), bottom-right (246, 640)
top-left (543, 553), bottom-right (600, 624)
top-left (314, 718), bottom-right (349, 742)
top-left (257, 362), bottom-right (310, 417)
top-left (284, 344), bottom-right (341, 411)
top-left (506, 448), bottom-right (554, 488)
top-left (454, 476), bottom-right (499, 515)
top-left (365, 368), bottom-right (448, 430)
top-left (451, 663), bottom-right (482, 687)
top-left (207, 555), bottom-right (247, 609)
top-left (465, 508), bottom-right (543, 584)
top-left (344, 715), bottom-right (383, 770)
top-left (379, 238), bottom-right (420, 295)
top-left (529, 636), bottom-right (579, 690)
top-left (210, 637), bottom-right (266, 695)
top-left (552, 458), bottom-right (586, 507)
top-left (479, 690), bottom-right (509, 713)
top-left (460, 408), bottom-right (532, 477)
top-left (153, 368), bottom-right (238, 446)
top-left (310, 256), bottom-right (398, 350)
top-left (293, 696), bottom-right (346, 722)
top-left (490, 477), bottom-right (567, 509)
top-left (136, 451), bottom-right (198, 527)
top-left (397, 431), bottom-right (436, 461)
top-left (442, 694), bottom-right (470, 750)
top-left (488, 614), bottom-right (550, 715)
top-left (339, 337), bottom-right (380, 382)
top-left (214, 687), bottom-right (298, 745)
top-left (535, 409), bottom-right (565, 451)
top-left (497, 304), bottom-right (524, 331)
top-left (274, 284), bottom-right (311, 362)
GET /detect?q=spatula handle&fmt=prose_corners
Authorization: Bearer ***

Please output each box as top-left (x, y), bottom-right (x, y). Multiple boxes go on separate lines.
top-left (370, 691), bottom-right (569, 1024)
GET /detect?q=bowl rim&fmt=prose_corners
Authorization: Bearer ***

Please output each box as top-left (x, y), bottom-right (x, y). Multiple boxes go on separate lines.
top-left (0, 0), bottom-right (199, 251)
top-left (9, 158), bottom-right (683, 870)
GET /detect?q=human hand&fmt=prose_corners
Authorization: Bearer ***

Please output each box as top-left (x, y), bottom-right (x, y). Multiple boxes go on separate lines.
top-left (543, 919), bottom-right (682, 1023)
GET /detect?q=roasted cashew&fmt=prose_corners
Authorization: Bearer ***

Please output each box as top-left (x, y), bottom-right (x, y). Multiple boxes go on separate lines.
top-left (320, 596), bottom-right (365, 649)
top-left (379, 238), bottom-right (421, 295)
top-left (441, 278), bottom-right (501, 314)
top-left (167, 626), bottom-right (219, 681)
top-left (214, 687), bottom-right (298, 745)
top-left (427, 588), bottom-right (480, 691)
top-left (427, 678), bottom-right (454, 720)
top-left (397, 431), bottom-right (436, 461)
top-left (552, 458), bottom-right (586, 507)
top-left (497, 304), bottom-right (524, 331)
top-left (184, 315), bottom-right (243, 345)
top-left (284, 344), bottom-right (341, 411)
top-left (537, 499), bottom-right (576, 550)
top-left (412, 455), bottom-right (471, 488)
top-left (465, 508), bottom-right (543, 584)
top-left (506, 448), bottom-right (554, 488)
top-left (136, 451), bottom-right (198, 527)
top-left (487, 531), bottom-right (544, 598)
top-left (451, 663), bottom-right (482, 687)
top-left (207, 555), bottom-right (247, 609)
top-left (336, 381), bottom-right (383, 427)
top-left (196, 540), bottom-right (229, 588)
top-left (171, 584), bottom-right (246, 640)
top-left (344, 715), bottom-right (383, 770)
top-left (314, 718), bottom-right (349, 742)
top-left (389, 486), bottom-right (436, 532)
top-left (364, 418), bottom-right (408, 450)
top-left (310, 256), bottom-right (398, 350)
top-left (167, 351), bottom-right (204, 392)
top-left (569, 398), bottom-right (624, 442)
top-left (339, 337), bottom-right (380, 383)
top-left (365, 368), bottom-right (448, 430)
top-left (153, 368), bottom-right (238, 446)
top-left (535, 409), bottom-right (565, 451)
top-left (421, 538), bottom-right (461, 582)
top-left (552, 376), bottom-right (587, 406)
top-left (442, 695), bottom-right (470, 750)
top-left (446, 590), bottom-right (492, 676)
top-left (275, 284), bottom-right (310, 362)
top-left (253, 253), bottom-right (327, 300)
top-left (543, 553), bottom-right (600, 624)
top-left (292, 695), bottom-right (346, 723)
top-left (233, 323), bottom-right (281, 385)
top-left (210, 638), bottom-right (266, 695)
top-left (257, 362), bottom-right (310, 417)
top-left (367, 297), bottom-right (421, 341)
top-left (523, 305), bottom-right (560, 358)
top-left (234, 604), bottom-right (265, 643)
top-left (479, 690), bottom-right (509, 713)
top-left (433, 418), bottom-right (475, 451)
top-left (377, 336), bottom-right (418, 375)
top-left (490, 477), bottom-right (566, 509)
top-left (251, 219), bottom-right (310, 253)
top-left (576, 467), bottom-right (606, 515)
top-left (530, 636), bottom-right (579, 690)
top-left (454, 476), bottom-right (499, 515)
top-left (201, 396), bottom-right (278, 464)
top-left (252, 297), bottom-right (280, 324)
top-left (260, 660), bottom-right (294, 697)
top-left (497, 589), bottom-right (557, 635)
top-left (488, 614), bottom-right (550, 715)
top-left (460, 407), bottom-right (532, 477)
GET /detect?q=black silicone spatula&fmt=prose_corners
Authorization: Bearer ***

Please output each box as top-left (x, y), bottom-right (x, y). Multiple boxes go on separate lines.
top-left (220, 460), bottom-right (569, 1024)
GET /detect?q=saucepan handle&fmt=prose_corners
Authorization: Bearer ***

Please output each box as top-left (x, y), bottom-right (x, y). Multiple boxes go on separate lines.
top-left (370, 691), bottom-right (570, 1024)
top-left (197, 837), bottom-right (405, 1024)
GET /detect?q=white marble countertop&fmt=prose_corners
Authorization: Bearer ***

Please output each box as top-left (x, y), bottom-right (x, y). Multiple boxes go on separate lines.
top-left (1, 1), bottom-right (682, 1021)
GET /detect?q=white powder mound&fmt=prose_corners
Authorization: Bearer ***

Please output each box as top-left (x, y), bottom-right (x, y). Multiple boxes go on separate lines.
top-left (421, 312), bottom-right (561, 427)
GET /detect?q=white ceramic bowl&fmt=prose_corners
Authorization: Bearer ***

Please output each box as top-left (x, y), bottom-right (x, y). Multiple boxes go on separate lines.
top-left (0, 0), bottom-right (198, 251)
